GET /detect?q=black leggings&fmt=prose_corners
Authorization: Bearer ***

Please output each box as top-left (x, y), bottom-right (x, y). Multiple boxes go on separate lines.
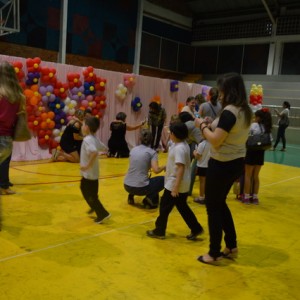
top-left (205, 158), bottom-right (244, 257)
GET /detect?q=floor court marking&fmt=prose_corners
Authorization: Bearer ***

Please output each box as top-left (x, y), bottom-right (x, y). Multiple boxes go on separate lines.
top-left (0, 219), bottom-right (155, 263)
top-left (261, 175), bottom-right (300, 187)
top-left (2, 167), bottom-right (299, 263)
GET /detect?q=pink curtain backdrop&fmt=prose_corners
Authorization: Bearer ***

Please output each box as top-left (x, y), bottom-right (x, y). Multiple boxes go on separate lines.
top-left (0, 54), bottom-right (209, 161)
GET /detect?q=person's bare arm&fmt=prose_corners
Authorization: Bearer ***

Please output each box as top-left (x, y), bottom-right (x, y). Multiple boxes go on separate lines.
top-left (151, 160), bottom-right (166, 174)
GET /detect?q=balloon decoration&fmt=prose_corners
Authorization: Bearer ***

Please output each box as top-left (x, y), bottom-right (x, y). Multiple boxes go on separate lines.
top-left (178, 102), bottom-right (184, 113)
top-left (150, 95), bottom-right (161, 104)
top-left (39, 85), bottom-right (56, 104)
top-left (40, 67), bottom-right (57, 85)
top-left (249, 84), bottom-right (263, 112)
top-left (54, 81), bottom-right (68, 99)
top-left (115, 83), bottom-right (127, 100)
top-left (201, 85), bottom-right (210, 98)
top-left (69, 86), bottom-right (85, 102)
top-left (83, 81), bottom-right (95, 96)
top-left (123, 73), bottom-right (136, 89)
top-left (26, 71), bottom-right (40, 86)
top-left (12, 58), bottom-right (108, 152)
top-left (26, 57), bottom-right (42, 73)
top-left (170, 80), bottom-right (179, 92)
top-left (131, 97), bottom-right (142, 112)
top-left (12, 61), bottom-right (25, 81)
top-left (83, 66), bottom-right (97, 83)
top-left (26, 57), bottom-right (42, 86)
top-left (67, 73), bottom-right (82, 89)
top-left (63, 97), bottom-right (78, 116)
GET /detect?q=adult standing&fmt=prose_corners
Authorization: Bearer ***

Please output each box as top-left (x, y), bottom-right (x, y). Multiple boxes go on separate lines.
top-left (148, 102), bottom-right (167, 150)
top-left (195, 72), bottom-right (252, 264)
top-left (199, 87), bottom-right (222, 121)
top-left (271, 101), bottom-right (290, 151)
top-left (124, 129), bottom-right (165, 208)
top-left (181, 96), bottom-right (197, 118)
top-left (0, 61), bottom-right (26, 195)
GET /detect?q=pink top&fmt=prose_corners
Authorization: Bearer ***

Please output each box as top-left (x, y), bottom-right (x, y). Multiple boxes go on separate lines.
top-left (0, 97), bottom-right (20, 136)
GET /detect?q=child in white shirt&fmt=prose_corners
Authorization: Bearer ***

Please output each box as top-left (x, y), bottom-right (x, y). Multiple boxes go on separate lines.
top-left (80, 116), bottom-right (110, 224)
top-left (193, 138), bottom-right (211, 204)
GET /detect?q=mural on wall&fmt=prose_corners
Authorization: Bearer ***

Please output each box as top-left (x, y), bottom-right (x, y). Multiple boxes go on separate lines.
top-left (2, 0), bottom-right (138, 64)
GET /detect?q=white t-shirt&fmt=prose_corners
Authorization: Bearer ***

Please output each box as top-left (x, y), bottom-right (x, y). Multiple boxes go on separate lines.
top-left (181, 106), bottom-right (195, 118)
top-left (164, 141), bottom-right (191, 193)
top-left (196, 140), bottom-right (211, 168)
top-left (80, 135), bottom-right (104, 180)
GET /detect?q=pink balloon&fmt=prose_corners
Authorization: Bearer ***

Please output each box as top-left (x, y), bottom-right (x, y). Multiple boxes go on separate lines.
top-left (86, 95), bottom-right (93, 102)
top-left (81, 100), bottom-right (88, 107)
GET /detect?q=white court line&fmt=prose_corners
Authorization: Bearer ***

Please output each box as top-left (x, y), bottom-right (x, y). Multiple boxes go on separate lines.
top-left (0, 219), bottom-right (154, 263)
top-left (261, 175), bottom-right (300, 187)
top-left (1, 174), bottom-right (299, 263)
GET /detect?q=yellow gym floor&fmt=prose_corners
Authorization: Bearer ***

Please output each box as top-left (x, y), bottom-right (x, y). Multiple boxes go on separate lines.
top-left (0, 152), bottom-right (300, 299)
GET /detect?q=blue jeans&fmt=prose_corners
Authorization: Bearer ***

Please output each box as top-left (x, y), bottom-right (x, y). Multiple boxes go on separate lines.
top-left (0, 136), bottom-right (13, 164)
top-left (0, 136), bottom-right (13, 189)
top-left (124, 176), bottom-right (164, 204)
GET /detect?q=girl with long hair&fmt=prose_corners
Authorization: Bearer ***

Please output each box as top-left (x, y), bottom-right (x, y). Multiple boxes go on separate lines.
top-left (243, 108), bottom-right (273, 204)
top-left (0, 61), bottom-right (26, 195)
top-left (195, 73), bottom-right (253, 264)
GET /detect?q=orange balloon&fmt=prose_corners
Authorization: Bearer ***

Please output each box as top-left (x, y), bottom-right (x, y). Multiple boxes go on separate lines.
top-left (41, 112), bottom-right (48, 120)
top-left (30, 96), bottom-right (39, 106)
top-left (40, 121), bottom-right (47, 129)
top-left (24, 89), bottom-right (34, 98)
top-left (31, 84), bottom-right (39, 92)
top-left (48, 121), bottom-right (55, 129)
top-left (47, 111), bottom-right (55, 119)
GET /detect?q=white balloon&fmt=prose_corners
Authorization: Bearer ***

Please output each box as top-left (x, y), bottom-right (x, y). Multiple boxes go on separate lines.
top-left (54, 136), bottom-right (61, 143)
top-left (52, 129), bottom-right (60, 136)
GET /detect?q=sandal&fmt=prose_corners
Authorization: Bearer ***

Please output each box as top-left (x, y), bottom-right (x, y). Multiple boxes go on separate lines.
top-left (197, 253), bottom-right (222, 265)
top-left (51, 149), bottom-right (60, 161)
top-left (222, 247), bottom-right (238, 259)
top-left (0, 188), bottom-right (16, 195)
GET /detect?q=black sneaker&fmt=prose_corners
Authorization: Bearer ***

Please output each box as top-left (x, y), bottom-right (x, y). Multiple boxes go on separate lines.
top-left (128, 194), bottom-right (134, 205)
top-left (146, 230), bottom-right (165, 239)
top-left (94, 213), bottom-right (111, 224)
top-left (186, 228), bottom-right (204, 240)
top-left (142, 197), bottom-right (158, 209)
